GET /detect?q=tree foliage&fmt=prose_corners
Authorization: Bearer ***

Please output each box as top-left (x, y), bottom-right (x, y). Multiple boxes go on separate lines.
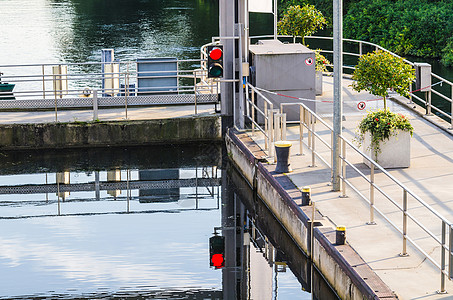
top-left (279, 0), bottom-right (453, 66)
top-left (351, 50), bottom-right (415, 110)
top-left (277, 4), bottom-right (326, 44)
top-left (343, 0), bottom-right (453, 65)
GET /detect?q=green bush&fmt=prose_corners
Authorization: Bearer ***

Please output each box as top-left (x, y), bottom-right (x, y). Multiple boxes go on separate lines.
top-left (279, 0), bottom-right (453, 65)
top-left (343, 0), bottom-right (453, 63)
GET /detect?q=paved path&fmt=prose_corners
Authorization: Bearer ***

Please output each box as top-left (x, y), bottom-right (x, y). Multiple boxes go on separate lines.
top-left (0, 104), bottom-right (216, 124)
top-left (250, 76), bottom-right (453, 299)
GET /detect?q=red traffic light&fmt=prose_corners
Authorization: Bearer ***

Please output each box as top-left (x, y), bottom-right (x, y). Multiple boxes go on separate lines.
top-left (211, 253), bottom-right (224, 268)
top-left (209, 47), bottom-right (223, 61)
top-left (207, 45), bottom-right (223, 78)
top-left (209, 235), bottom-right (225, 269)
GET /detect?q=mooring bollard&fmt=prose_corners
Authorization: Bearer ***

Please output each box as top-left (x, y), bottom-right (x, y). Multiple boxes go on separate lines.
top-left (336, 226), bottom-right (346, 245)
top-left (275, 141), bottom-right (292, 173)
top-left (301, 186), bottom-right (311, 206)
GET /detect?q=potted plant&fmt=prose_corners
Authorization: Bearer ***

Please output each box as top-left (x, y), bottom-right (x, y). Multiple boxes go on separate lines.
top-left (352, 50), bottom-right (416, 168)
top-left (315, 50), bottom-right (330, 95)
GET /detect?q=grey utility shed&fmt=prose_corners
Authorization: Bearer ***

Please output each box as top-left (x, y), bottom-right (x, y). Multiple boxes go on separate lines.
top-left (249, 40), bottom-right (316, 121)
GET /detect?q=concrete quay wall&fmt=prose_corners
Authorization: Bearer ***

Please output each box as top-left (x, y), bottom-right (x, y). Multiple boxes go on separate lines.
top-left (0, 115), bottom-right (221, 150)
top-left (225, 129), bottom-right (397, 300)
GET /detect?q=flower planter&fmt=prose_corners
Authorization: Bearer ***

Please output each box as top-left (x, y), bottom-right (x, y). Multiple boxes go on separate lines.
top-left (315, 71), bottom-right (323, 95)
top-left (363, 130), bottom-right (411, 168)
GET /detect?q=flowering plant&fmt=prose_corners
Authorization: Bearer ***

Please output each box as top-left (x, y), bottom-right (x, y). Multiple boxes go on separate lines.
top-left (356, 109), bottom-right (413, 157)
top-left (315, 50), bottom-right (330, 72)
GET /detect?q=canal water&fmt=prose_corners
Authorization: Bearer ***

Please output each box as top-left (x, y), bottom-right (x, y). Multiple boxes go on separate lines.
top-left (0, 144), bottom-right (338, 299)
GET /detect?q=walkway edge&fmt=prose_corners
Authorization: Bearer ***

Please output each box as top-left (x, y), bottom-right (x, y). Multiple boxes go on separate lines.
top-left (225, 128), bottom-right (397, 300)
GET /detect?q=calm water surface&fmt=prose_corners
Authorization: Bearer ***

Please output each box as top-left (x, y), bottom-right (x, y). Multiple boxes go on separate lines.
top-left (0, 145), bottom-right (325, 299)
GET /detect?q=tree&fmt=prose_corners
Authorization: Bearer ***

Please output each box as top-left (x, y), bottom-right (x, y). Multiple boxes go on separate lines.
top-left (351, 50), bottom-right (415, 110)
top-left (277, 4), bottom-right (326, 44)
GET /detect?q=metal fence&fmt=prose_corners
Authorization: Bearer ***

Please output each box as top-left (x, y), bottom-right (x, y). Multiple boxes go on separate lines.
top-left (244, 83), bottom-right (453, 292)
top-left (249, 35), bottom-right (453, 128)
top-left (0, 57), bottom-right (219, 120)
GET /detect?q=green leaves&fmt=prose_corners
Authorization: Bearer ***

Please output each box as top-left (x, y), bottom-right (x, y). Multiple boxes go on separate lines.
top-left (351, 50), bottom-right (415, 110)
top-left (343, 0), bottom-right (453, 65)
top-left (277, 4), bottom-right (326, 45)
top-left (315, 50), bottom-right (330, 72)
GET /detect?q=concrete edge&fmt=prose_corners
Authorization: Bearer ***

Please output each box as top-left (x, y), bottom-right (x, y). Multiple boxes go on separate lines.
top-left (0, 115), bottom-right (222, 150)
top-left (225, 128), bottom-right (397, 300)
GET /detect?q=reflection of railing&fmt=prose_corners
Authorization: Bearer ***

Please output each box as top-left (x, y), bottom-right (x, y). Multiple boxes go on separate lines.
top-left (0, 167), bottom-right (221, 218)
top-left (250, 35), bottom-right (453, 127)
top-left (0, 178), bottom-right (221, 194)
top-left (245, 85), bottom-right (452, 293)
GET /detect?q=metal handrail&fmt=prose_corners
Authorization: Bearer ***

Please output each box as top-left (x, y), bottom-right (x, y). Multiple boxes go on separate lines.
top-left (248, 85), bottom-right (452, 292)
top-left (249, 34), bottom-right (453, 126)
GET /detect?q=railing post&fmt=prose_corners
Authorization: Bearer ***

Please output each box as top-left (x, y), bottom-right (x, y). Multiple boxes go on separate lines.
top-left (367, 164), bottom-right (376, 225)
top-left (439, 220), bottom-right (447, 294)
top-left (450, 88), bottom-right (453, 129)
top-left (408, 82), bottom-right (413, 104)
top-left (311, 114), bottom-right (316, 167)
top-left (401, 190), bottom-right (409, 256)
top-left (264, 101), bottom-right (268, 149)
top-left (93, 90), bottom-right (98, 121)
top-left (274, 113), bottom-right (282, 142)
top-left (308, 112), bottom-right (312, 149)
top-left (426, 90), bottom-right (432, 115)
top-left (42, 65), bottom-right (46, 99)
top-left (331, 132), bottom-right (334, 180)
top-left (341, 139), bottom-right (347, 197)
top-left (251, 90), bottom-right (255, 135)
top-left (268, 107), bottom-right (274, 158)
top-left (359, 41), bottom-right (362, 56)
top-left (194, 70), bottom-right (198, 115)
top-left (449, 225), bottom-right (453, 280)
top-left (299, 105), bottom-right (304, 156)
top-left (282, 113), bottom-right (287, 141)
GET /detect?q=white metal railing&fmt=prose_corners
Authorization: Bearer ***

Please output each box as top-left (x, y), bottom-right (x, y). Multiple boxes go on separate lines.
top-left (245, 88), bottom-right (452, 292)
top-left (0, 58), bottom-right (220, 120)
top-left (249, 35), bottom-right (453, 128)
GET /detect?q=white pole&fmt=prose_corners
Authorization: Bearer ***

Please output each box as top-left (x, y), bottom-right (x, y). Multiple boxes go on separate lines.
top-left (274, 0), bottom-right (277, 39)
top-left (332, 0), bottom-right (343, 191)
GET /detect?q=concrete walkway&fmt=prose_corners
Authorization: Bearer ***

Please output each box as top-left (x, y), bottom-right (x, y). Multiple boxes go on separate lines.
top-left (0, 104), bottom-right (216, 124)
top-left (249, 76), bottom-right (453, 299)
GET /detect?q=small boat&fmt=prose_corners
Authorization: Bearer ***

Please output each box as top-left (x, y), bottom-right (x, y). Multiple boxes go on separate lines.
top-left (0, 83), bottom-right (15, 92)
top-left (0, 72), bottom-right (15, 99)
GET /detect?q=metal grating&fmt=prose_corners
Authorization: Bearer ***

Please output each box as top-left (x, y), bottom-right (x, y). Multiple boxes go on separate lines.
top-left (0, 94), bottom-right (218, 110)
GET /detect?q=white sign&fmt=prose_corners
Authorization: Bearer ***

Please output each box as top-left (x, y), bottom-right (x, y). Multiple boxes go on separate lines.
top-left (305, 57), bottom-right (314, 66)
top-left (249, 0), bottom-right (273, 13)
top-left (357, 101), bottom-right (366, 110)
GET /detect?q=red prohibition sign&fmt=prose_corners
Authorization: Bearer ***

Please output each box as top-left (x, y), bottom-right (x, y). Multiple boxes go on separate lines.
top-left (357, 101), bottom-right (366, 110)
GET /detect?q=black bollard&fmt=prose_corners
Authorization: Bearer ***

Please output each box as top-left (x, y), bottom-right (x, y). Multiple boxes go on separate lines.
top-left (301, 186), bottom-right (311, 206)
top-left (275, 141), bottom-right (292, 173)
top-left (335, 226), bottom-right (346, 245)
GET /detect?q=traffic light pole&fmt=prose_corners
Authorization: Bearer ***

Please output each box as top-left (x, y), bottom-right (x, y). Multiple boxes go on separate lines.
top-left (219, 0), bottom-right (248, 131)
top-left (332, 0), bottom-right (343, 191)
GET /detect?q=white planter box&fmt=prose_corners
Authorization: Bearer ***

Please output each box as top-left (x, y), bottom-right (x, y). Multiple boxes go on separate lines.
top-left (315, 71), bottom-right (323, 95)
top-left (363, 130), bottom-right (411, 168)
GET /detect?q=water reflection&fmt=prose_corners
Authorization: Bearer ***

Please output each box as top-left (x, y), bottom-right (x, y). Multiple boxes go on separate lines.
top-left (0, 0), bottom-right (219, 65)
top-left (0, 144), bottom-right (320, 299)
